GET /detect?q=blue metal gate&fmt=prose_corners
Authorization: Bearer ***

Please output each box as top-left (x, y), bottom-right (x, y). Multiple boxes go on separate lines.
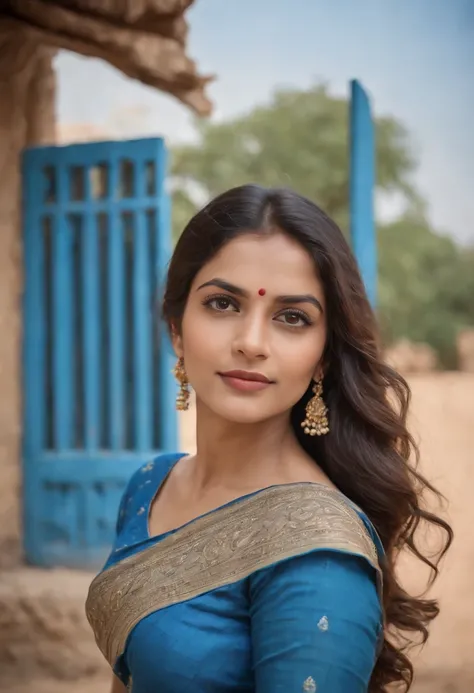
top-left (22, 138), bottom-right (178, 568)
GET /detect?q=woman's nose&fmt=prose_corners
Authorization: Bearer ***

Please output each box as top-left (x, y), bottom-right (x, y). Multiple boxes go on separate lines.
top-left (232, 315), bottom-right (269, 360)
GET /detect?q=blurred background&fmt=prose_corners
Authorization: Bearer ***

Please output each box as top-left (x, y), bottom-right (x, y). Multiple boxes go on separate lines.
top-left (0, 1), bottom-right (473, 692)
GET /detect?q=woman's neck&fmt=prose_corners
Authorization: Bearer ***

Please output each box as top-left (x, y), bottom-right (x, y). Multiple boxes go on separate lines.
top-left (190, 398), bottom-right (308, 492)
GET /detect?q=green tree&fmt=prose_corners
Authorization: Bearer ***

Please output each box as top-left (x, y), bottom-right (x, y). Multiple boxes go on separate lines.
top-left (170, 83), bottom-right (418, 239)
top-left (378, 216), bottom-right (474, 367)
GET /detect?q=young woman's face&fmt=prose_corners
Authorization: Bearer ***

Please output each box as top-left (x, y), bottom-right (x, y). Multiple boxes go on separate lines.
top-left (173, 232), bottom-right (327, 425)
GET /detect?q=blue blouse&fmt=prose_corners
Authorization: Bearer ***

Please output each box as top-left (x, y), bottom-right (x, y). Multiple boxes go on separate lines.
top-left (86, 453), bottom-right (384, 693)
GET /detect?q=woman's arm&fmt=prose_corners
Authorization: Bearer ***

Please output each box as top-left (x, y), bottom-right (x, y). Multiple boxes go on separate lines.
top-left (250, 551), bottom-right (382, 693)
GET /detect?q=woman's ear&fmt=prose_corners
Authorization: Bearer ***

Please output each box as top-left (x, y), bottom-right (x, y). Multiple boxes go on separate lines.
top-left (170, 323), bottom-right (184, 359)
top-left (313, 364), bottom-right (325, 382)
top-left (314, 351), bottom-right (329, 382)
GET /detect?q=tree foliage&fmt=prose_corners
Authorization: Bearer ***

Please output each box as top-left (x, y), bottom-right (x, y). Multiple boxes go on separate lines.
top-left (171, 84), bottom-right (418, 235)
top-left (378, 217), bottom-right (474, 366)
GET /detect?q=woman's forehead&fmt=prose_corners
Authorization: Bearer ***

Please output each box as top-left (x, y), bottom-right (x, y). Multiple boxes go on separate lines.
top-left (194, 233), bottom-right (323, 293)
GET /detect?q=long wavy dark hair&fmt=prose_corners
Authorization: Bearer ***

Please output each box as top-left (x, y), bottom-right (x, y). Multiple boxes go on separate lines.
top-left (162, 184), bottom-right (453, 692)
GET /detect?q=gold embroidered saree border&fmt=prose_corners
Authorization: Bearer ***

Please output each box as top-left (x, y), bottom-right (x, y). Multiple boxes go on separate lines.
top-left (86, 483), bottom-right (381, 666)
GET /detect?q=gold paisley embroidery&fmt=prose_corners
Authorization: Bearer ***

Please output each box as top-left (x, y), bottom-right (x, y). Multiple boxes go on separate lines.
top-left (86, 484), bottom-right (381, 666)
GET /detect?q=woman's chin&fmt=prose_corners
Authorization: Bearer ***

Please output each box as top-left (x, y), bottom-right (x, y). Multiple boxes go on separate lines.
top-left (204, 399), bottom-right (284, 426)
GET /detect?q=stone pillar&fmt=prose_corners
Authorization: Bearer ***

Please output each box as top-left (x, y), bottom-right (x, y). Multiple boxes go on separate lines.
top-left (0, 25), bottom-right (56, 568)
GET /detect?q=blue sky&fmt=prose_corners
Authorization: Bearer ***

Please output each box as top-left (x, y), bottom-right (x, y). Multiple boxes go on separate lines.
top-left (56, 0), bottom-right (473, 243)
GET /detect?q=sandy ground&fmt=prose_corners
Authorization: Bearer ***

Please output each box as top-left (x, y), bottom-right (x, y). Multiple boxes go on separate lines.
top-left (404, 374), bottom-right (474, 678)
top-left (5, 373), bottom-right (474, 693)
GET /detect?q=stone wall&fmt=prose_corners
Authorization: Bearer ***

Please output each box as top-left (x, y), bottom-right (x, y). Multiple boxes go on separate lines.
top-left (0, 26), bottom-right (56, 567)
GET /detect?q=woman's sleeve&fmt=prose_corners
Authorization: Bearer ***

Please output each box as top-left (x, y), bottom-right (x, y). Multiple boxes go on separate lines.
top-left (249, 550), bottom-right (383, 693)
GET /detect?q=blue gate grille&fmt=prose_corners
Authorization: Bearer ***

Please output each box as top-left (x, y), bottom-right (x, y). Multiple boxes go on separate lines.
top-left (22, 138), bottom-right (178, 568)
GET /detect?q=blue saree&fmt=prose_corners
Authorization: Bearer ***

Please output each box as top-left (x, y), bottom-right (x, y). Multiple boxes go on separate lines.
top-left (86, 453), bottom-right (384, 692)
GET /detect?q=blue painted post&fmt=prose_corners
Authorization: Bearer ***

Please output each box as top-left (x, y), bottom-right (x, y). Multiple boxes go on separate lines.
top-left (53, 167), bottom-right (74, 449)
top-left (133, 159), bottom-right (153, 452)
top-left (107, 154), bottom-right (126, 450)
top-left (158, 197), bottom-right (179, 451)
top-left (22, 157), bottom-right (46, 561)
top-left (349, 80), bottom-right (377, 308)
top-left (155, 149), bottom-right (179, 451)
top-left (82, 170), bottom-right (101, 451)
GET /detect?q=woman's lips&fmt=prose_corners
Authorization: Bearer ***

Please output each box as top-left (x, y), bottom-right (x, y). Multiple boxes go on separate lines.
top-left (218, 370), bottom-right (274, 392)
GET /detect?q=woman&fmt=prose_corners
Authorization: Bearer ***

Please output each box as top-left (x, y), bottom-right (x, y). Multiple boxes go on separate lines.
top-left (86, 185), bottom-right (452, 692)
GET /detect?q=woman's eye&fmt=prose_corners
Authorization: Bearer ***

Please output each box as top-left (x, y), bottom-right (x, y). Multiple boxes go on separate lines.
top-left (276, 310), bottom-right (311, 327)
top-left (207, 296), bottom-right (238, 312)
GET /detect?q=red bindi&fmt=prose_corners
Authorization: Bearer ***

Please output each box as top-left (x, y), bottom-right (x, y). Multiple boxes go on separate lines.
top-left (258, 288), bottom-right (266, 296)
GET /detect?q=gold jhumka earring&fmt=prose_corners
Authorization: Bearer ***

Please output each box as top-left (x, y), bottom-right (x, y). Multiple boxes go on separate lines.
top-left (173, 357), bottom-right (190, 411)
top-left (301, 379), bottom-right (329, 436)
